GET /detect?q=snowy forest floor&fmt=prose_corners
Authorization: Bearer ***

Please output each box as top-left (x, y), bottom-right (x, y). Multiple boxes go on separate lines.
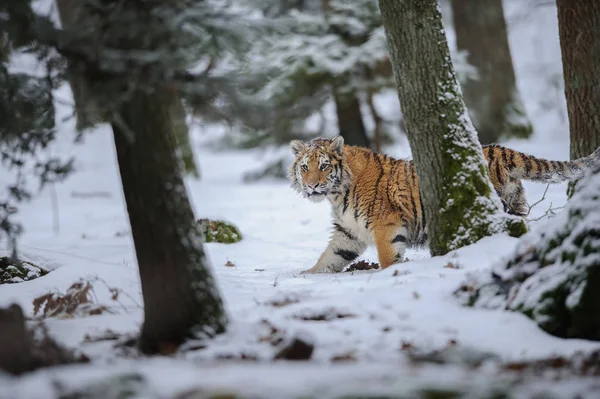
top-left (2, 2), bottom-right (600, 398)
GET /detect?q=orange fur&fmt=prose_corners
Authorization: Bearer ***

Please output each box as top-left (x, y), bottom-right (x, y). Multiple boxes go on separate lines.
top-left (289, 137), bottom-right (600, 273)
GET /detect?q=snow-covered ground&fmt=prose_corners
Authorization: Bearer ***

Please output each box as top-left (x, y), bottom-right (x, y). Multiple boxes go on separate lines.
top-left (2, 2), bottom-right (600, 398)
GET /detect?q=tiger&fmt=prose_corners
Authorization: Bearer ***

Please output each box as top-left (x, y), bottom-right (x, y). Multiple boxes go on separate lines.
top-left (288, 136), bottom-right (600, 274)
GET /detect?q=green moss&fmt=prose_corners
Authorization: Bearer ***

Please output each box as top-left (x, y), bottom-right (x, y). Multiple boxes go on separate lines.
top-left (0, 256), bottom-right (48, 284)
top-left (197, 218), bottom-right (242, 244)
top-left (505, 122), bottom-right (533, 140)
top-left (505, 218), bottom-right (527, 238)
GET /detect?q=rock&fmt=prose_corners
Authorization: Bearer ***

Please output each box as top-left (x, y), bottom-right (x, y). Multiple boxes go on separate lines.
top-left (0, 256), bottom-right (48, 284)
top-left (197, 219), bottom-right (242, 244)
top-left (274, 332), bottom-right (314, 361)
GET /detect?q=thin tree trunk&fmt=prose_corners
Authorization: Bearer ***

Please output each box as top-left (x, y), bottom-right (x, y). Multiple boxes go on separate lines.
top-left (378, 0), bottom-right (524, 256)
top-left (557, 1), bottom-right (600, 162)
top-left (332, 84), bottom-right (370, 148)
top-left (55, 0), bottom-right (105, 131)
top-left (451, 0), bottom-right (532, 144)
top-left (111, 88), bottom-right (226, 354)
top-left (168, 93), bottom-right (200, 179)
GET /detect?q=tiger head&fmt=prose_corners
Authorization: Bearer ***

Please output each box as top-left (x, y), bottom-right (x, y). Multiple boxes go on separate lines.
top-left (288, 136), bottom-right (351, 203)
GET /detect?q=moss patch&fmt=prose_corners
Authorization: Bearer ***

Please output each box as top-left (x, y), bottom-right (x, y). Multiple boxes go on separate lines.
top-left (198, 219), bottom-right (242, 244)
top-left (0, 256), bottom-right (48, 284)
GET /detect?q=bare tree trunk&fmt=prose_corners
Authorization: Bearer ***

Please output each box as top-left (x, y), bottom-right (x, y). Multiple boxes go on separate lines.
top-left (451, 0), bottom-right (532, 144)
top-left (366, 89), bottom-right (383, 152)
top-left (557, 0), bottom-right (600, 196)
top-left (378, 0), bottom-right (525, 256)
top-left (0, 304), bottom-right (34, 375)
top-left (55, 0), bottom-right (105, 131)
top-left (111, 88), bottom-right (226, 354)
top-left (332, 84), bottom-right (370, 148)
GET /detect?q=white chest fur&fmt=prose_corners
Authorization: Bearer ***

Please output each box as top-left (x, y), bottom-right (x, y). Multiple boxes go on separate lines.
top-left (331, 203), bottom-right (374, 245)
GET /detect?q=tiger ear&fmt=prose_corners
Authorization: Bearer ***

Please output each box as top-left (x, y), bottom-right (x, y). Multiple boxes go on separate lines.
top-left (330, 136), bottom-right (344, 155)
top-left (290, 140), bottom-right (306, 156)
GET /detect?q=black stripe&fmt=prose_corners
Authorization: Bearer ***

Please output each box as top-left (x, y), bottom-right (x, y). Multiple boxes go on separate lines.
top-left (508, 149), bottom-right (516, 170)
top-left (495, 160), bottom-right (504, 186)
top-left (391, 234), bottom-right (407, 244)
top-left (408, 163), bottom-right (419, 225)
top-left (333, 223), bottom-right (354, 240)
top-left (540, 160), bottom-right (549, 177)
top-left (342, 188), bottom-right (350, 214)
top-left (366, 153), bottom-right (384, 228)
top-left (535, 158), bottom-right (546, 178)
top-left (502, 147), bottom-right (509, 169)
top-left (419, 191), bottom-right (426, 234)
top-left (334, 249), bottom-right (358, 262)
top-left (523, 155), bottom-right (533, 176)
top-left (487, 145), bottom-right (496, 168)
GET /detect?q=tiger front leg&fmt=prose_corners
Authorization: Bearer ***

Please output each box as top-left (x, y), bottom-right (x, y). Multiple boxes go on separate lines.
top-left (300, 224), bottom-right (366, 274)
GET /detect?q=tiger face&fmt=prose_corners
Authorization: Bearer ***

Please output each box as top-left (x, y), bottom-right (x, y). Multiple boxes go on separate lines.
top-left (288, 136), bottom-right (350, 203)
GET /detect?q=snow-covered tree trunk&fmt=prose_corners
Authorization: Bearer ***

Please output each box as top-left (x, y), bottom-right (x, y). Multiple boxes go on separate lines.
top-left (168, 91), bottom-right (200, 179)
top-left (461, 162), bottom-right (600, 341)
top-left (450, 0), bottom-right (532, 144)
top-left (378, 0), bottom-right (525, 256)
top-left (111, 88), bottom-right (227, 354)
top-left (557, 0), bottom-right (600, 195)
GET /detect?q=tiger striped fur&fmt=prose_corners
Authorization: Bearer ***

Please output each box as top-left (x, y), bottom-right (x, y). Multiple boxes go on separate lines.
top-left (289, 136), bottom-right (600, 274)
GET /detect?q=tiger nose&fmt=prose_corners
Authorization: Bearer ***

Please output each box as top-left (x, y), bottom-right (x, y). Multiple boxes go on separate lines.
top-left (306, 183), bottom-right (318, 190)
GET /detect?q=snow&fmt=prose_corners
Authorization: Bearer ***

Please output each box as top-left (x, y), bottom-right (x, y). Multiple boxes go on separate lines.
top-left (1, 1), bottom-right (600, 398)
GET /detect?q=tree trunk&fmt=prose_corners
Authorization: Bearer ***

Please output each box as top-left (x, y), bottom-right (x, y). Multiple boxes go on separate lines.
top-left (0, 304), bottom-right (34, 375)
top-left (556, 0), bottom-right (600, 196)
top-left (168, 93), bottom-right (200, 179)
top-left (111, 88), bottom-right (227, 354)
top-left (378, 0), bottom-right (525, 256)
top-left (450, 0), bottom-right (532, 144)
top-left (332, 84), bottom-right (371, 148)
top-left (55, 0), bottom-right (105, 131)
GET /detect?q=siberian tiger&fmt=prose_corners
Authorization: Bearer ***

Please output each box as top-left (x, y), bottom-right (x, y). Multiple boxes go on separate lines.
top-left (288, 136), bottom-right (600, 274)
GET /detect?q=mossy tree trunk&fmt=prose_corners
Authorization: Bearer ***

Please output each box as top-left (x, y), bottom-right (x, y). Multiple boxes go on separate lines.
top-left (556, 0), bottom-right (600, 196)
top-left (378, 0), bottom-right (525, 256)
top-left (111, 88), bottom-right (227, 354)
top-left (332, 82), bottom-right (371, 148)
top-left (450, 0), bottom-right (532, 144)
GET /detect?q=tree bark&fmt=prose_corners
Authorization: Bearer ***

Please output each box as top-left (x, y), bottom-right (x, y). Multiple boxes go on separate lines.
top-left (55, 0), bottom-right (105, 131)
top-left (378, 0), bottom-right (524, 256)
top-left (111, 88), bottom-right (227, 354)
top-left (0, 304), bottom-right (34, 375)
top-left (168, 93), bottom-right (200, 179)
top-left (556, 1), bottom-right (600, 161)
top-left (450, 0), bottom-right (532, 144)
top-left (332, 83), bottom-right (371, 148)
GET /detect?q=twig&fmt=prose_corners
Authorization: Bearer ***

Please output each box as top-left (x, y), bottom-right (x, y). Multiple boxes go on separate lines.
top-left (526, 183), bottom-right (550, 216)
top-left (529, 203), bottom-right (565, 222)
